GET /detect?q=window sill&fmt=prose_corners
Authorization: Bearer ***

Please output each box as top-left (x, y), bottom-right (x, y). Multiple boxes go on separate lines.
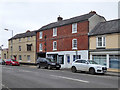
top-left (72, 31), bottom-right (77, 34)
top-left (53, 35), bottom-right (57, 37)
top-left (53, 49), bottom-right (57, 51)
top-left (72, 48), bottom-right (77, 50)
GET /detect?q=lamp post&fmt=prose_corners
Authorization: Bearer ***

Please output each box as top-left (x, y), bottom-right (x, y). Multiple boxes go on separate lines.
top-left (4, 29), bottom-right (13, 59)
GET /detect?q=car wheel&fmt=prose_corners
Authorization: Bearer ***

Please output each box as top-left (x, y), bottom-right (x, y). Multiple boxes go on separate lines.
top-left (89, 68), bottom-right (95, 75)
top-left (48, 65), bottom-right (51, 70)
top-left (71, 66), bottom-right (77, 73)
top-left (37, 64), bottom-right (40, 69)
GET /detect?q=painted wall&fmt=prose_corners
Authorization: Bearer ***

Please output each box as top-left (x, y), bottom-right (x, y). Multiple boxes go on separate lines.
top-left (8, 35), bottom-right (36, 63)
top-left (89, 33), bottom-right (120, 49)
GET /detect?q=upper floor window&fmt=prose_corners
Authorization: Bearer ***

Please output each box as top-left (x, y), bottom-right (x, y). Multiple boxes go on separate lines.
top-left (96, 36), bottom-right (106, 48)
top-left (72, 39), bottom-right (77, 49)
top-left (72, 23), bottom-right (77, 33)
top-left (39, 43), bottom-right (42, 51)
top-left (27, 44), bottom-right (32, 51)
top-left (53, 41), bottom-right (57, 50)
top-left (39, 32), bottom-right (42, 39)
top-left (53, 28), bottom-right (57, 36)
top-left (19, 46), bottom-right (21, 51)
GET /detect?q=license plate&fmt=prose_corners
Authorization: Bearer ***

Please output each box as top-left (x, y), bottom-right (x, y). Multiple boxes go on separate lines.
top-left (56, 65), bottom-right (59, 67)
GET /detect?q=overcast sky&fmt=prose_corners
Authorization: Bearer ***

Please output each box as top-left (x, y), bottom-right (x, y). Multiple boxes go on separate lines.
top-left (0, 0), bottom-right (119, 48)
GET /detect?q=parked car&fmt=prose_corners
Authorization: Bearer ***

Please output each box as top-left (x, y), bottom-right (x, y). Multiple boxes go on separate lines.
top-left (71, 59), bottom-right (107, 74)
top-left (0, 59), bottom-right (5, 65)
top-left (36, 58), bottom-right (61, 70)
top-left (5, 59), bottom-right (20, 66)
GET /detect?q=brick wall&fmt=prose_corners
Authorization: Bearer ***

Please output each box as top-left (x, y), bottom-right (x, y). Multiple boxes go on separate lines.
top-left (37, 21), bottom-right (89, 53)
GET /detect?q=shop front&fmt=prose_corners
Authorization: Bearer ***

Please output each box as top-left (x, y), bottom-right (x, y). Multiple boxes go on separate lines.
top-left (90, 51), bottom-right (120, 69)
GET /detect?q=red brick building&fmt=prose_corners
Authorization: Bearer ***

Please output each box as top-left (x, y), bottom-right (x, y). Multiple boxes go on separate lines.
top-left (36, 11), bottom-right (105, 68)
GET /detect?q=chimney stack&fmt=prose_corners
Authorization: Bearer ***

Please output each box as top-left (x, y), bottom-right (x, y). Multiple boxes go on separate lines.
top-left (26, 30), bottom-right (30, 33)
top-left (89, 11), bottom-right (96, 14)
top-left (57, 15), bottom-right (63, 21)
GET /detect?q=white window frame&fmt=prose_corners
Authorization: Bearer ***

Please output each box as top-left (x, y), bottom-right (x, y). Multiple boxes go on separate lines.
top-left (72, 39), bottom-right (77, 50)
top-left (53, 28), bottom-right (57, 36)
top-left (72, 23), bottom-right (77, 33)
top-left (53, 41), bottom-right (57, 50)
top-left (96, 36), bottom-right (106, 48)
top-left (39, 32), bottom-right (42, 39)
top-left (39, 43), bottom-right (42, 51)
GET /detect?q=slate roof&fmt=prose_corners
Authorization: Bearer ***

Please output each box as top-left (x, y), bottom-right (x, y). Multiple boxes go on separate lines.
top-left (89, 19), bottom-right (120, 36)
top-left (36, 12), bottom-right (99, 31)
top-left (8, 31), bottom-right (36, 41)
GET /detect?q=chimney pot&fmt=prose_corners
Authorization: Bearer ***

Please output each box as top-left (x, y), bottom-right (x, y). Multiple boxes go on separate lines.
top-left (57, 15), bottom-right (63, 21)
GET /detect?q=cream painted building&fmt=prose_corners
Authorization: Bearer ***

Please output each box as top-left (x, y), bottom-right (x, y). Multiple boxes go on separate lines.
top-left (89, 19), bottom-right (120, 69)
top-left (8, 30), bottom-right (36, 64)
top-left (1, 48), bottom-right (9, 60)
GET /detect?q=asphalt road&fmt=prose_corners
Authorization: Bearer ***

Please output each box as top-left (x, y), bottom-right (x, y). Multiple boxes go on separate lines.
top-left (1, 65), bottom-right (119, 89)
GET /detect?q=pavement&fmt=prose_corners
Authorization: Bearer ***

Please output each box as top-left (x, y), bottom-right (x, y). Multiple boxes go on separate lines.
top-left (2, 65), bottom-right (119, 89)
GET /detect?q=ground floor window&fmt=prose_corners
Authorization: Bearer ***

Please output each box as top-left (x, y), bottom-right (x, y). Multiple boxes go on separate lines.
top-left (27, 55), bottom-right (31, 62)
top-left (92, 55), bottom-right (107, 66)
top-left (58, 55), bottom-right (64, 64)
top-left (47, 54), bottom-right (57, 63)
top-left (73, 55), bottom-right (81, 61)
top-left (19, 55), bottom-right (22, 60)
top-left (109, 55), bottom-right (120, 69)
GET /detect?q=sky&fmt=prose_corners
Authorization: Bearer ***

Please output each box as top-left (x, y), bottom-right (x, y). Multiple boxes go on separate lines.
top-left (0, 0), bottom-right (119, 48)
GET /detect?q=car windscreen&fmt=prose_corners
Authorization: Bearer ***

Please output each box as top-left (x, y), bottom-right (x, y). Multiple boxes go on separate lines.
top-left (88, 60), bottom-right (98, 64)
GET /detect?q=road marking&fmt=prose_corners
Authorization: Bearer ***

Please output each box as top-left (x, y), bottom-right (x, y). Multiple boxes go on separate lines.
top-left (50, 75), bottom-right (89, 83)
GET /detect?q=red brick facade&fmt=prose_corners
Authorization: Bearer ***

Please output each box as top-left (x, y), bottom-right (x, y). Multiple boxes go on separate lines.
top-left (37, 20), bottom-right (89, 53)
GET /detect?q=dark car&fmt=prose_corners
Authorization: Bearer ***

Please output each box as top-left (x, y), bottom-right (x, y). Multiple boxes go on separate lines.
top-left (5, 59), bottom-right (20, 66)
top-left (0, 59), bottom-right (5, 65)
top-left (36, 58), bottom-right (61, 70)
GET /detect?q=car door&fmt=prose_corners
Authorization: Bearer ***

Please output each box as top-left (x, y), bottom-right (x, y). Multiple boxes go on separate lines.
top-left (74, 60), bottom-right (83, 70)
top-left (81, 60), bottom-right (89, 71)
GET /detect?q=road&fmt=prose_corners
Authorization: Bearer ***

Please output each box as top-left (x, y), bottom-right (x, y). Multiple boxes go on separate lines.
top-left (1, 65), bottom-right (119, 89)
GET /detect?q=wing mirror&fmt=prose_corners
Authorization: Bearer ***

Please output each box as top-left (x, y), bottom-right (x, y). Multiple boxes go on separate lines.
top-left (85, 62), bottom-right (89, 64)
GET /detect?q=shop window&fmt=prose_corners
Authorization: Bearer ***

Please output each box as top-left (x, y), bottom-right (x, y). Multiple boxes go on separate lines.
top-left (73, 55), bottom-right (81, 61)
top-left (92, 55), bottom-right (106, 66)
top-left (58, 55), bottom-right (64, 64)
top-left (109, 55), bottom-right (120, 69)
